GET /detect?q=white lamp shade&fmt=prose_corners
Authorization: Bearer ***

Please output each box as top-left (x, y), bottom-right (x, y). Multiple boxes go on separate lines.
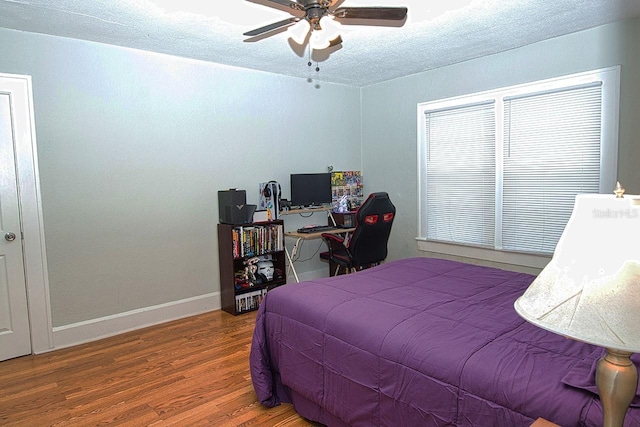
top-left (287, 19), bottom-right (310, 45)
top-left (514, 194), bottom-right (640, 352)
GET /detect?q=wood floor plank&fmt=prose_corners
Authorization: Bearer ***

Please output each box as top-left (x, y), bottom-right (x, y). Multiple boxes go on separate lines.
top-left (0, 310), bottom-right (319, 426)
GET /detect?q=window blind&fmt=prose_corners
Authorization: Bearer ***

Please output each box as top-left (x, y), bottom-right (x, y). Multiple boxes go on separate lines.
top-left (502, 84), bottom-right (602, 253)
top-left (425, 102), bottom-right (496, 246)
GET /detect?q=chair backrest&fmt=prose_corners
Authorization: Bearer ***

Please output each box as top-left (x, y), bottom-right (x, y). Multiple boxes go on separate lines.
top-left (348, 192), bottom-right (396, 267)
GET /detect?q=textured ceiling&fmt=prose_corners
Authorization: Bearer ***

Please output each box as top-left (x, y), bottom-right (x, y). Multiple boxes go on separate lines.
top-left (1, 0), bottom-right (640, 87)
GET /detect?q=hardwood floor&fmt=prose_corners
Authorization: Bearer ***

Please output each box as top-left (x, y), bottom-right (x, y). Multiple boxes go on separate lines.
top-left (0, 310), bottom-right (318, 426)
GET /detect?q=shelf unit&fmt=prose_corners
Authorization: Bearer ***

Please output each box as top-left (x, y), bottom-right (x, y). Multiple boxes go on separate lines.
top-left (218, 220), bottom-right (286, 315)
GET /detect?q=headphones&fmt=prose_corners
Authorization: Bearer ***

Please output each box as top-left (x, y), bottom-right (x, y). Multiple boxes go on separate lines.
top-left (263, 181), bottom-right (281, 200)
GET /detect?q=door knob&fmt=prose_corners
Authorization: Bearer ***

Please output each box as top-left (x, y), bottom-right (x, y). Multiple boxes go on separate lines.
top-left (4, 232), bottom-right (16, 242)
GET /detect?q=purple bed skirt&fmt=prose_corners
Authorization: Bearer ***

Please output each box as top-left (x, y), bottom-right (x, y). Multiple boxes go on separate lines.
top-left (250, 257), bottom-right (640, 426)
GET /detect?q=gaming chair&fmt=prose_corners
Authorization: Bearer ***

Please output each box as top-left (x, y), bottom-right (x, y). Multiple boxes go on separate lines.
top-left (320, 192), bottom-right (395, 275)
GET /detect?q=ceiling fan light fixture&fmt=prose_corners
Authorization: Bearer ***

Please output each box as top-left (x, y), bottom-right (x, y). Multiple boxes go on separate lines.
top-left (310, 29), bottom-right (331, 50)
top-left (319, 15), bottom-right (341, 41)
top-left (309, 15), bottom-right (341, 51)
top-left (287, 19), bottom-right (310, 45)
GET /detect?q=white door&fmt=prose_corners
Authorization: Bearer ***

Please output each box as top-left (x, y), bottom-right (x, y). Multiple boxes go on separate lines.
top-left (0, 89), bottom-right (32, 361)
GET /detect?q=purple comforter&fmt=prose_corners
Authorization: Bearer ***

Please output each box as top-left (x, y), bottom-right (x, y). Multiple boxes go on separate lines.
top-left (250, 257), bottom-right (640, 426)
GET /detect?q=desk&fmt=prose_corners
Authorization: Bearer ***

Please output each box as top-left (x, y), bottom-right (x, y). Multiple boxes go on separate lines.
top-left (280, 206), bottom-right (338, 225)
top-left (284, 227), bottom-right (355, 282)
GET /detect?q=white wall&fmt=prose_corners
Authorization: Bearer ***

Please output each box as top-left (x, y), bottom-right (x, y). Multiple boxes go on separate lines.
top-left (0, 28), bottom-right (361, 332)
top-left (361, 18), bottom-right (640, 267)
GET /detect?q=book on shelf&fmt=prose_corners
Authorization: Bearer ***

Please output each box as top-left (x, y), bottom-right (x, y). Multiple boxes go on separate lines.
top-left (235, 288), bottom-right (268, 313)
top-left (231, 222), bottom-right (284, 259)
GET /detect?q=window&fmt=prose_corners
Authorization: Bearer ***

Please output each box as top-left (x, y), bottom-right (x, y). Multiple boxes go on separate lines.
top-left (424, 102), bottom-right (496, 247)
top-left (417, 67), bottom-right (620, 257)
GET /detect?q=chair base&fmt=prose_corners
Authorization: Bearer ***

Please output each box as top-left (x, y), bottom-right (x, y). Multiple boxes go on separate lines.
top-left (320, 251), bottom-right (382, 276)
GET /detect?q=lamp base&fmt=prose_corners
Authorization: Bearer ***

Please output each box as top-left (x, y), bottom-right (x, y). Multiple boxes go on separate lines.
top-left (596, 348), bottom-right (638, 427)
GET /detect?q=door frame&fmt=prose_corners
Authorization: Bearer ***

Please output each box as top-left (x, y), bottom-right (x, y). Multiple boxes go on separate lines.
top-left (2, 72), bottom-right (53, 354)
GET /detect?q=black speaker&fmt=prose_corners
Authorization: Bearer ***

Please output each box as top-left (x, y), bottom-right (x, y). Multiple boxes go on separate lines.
top-left (218, 189), bottom-right (255, 224)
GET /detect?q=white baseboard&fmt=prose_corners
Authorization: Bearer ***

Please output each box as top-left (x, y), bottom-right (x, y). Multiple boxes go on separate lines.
top-left (49, 292), bottom-right (221, 352)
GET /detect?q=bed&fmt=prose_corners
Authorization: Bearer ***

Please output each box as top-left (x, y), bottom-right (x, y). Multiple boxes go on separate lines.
top-left (250, 257), bottom-right (640, 426)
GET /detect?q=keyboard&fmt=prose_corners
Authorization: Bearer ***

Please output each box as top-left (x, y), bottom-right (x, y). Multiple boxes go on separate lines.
top-left (296, 225), bottom-right (336, 234)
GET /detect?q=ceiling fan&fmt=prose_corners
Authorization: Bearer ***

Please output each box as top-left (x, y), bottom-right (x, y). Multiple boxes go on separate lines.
top-left (243, 0), bottom-right (408, 50)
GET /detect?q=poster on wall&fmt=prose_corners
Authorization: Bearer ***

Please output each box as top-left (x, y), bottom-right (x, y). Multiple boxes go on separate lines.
top-left (331, 171), bottom-right (363, 212)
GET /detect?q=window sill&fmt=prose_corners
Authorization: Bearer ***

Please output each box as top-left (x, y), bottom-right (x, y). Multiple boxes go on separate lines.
top-left (416, 238), bottom-right (551, 274)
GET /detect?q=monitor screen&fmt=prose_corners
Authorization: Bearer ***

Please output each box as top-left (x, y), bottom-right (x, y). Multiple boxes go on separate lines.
top-left (290, 173), bottom-right (332, 208)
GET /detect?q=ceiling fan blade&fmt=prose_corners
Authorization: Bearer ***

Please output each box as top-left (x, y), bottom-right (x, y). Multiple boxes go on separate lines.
top-left (252, 0), bottom-right (304, 13)
top-left (333, 7), bottom-right (408, 21)
top-left (243, 17), bottom-right (300, 37)
top-left (329, 34), bottom-right (343, 48)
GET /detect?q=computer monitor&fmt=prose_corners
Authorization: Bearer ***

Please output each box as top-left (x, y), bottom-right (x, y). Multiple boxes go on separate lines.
top-left (290, 173), bottom-right (332, 208)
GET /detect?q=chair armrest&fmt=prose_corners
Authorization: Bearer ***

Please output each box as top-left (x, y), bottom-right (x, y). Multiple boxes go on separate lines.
top-left (321, 233), bottom-right (345, 244)
top-left (321, 233), bottom-right (347, 257)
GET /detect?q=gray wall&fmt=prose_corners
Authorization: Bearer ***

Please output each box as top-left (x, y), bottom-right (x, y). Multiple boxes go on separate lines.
top-left (0, 28), bottom-right (361, 327)
top-left (361, 17), bottom-right (640, 263)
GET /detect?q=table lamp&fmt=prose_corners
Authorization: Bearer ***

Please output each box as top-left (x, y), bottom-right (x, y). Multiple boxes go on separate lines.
top-left (514, 183), bottom-right (640, 427)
